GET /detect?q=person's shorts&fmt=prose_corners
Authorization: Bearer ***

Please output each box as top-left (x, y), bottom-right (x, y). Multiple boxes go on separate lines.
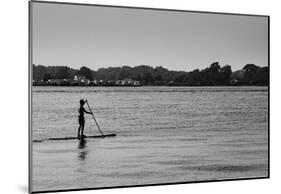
top-left (78, 116), bottom-right (85, 125)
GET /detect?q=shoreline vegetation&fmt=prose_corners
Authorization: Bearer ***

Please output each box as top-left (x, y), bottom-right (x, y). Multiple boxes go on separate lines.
top-left (32, 62), bottom-right (268, 87)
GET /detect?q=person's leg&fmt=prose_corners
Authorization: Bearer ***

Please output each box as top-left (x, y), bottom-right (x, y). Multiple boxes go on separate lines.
top-left (81, 124), bottom-right (85, 137)
top-left (78, 124), bottom-right (81, 138)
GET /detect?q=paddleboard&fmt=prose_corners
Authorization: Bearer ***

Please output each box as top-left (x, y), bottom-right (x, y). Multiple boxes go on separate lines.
top-left (32, 133), bottom-right (116, 143)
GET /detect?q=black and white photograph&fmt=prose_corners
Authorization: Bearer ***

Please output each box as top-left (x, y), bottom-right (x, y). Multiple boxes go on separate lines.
top-left (29, 1), bottom-right (269, 193)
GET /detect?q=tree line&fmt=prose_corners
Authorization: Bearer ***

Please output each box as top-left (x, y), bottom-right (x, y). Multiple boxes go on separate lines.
top-left (32, 62), bottom-right (268, 86)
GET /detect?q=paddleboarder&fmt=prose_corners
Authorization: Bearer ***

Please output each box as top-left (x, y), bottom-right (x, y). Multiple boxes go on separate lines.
top-left (78, 99), bottom-right (92, 139)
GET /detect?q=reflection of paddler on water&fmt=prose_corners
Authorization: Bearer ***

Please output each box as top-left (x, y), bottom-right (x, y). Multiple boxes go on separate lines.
top-left (77, 99), bottom-right (93, 139)
top-left (78, 137), bottom-right (87, 161)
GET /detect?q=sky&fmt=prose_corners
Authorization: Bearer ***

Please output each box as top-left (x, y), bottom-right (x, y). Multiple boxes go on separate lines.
top-left (32, 2), bottom-right (268, 72)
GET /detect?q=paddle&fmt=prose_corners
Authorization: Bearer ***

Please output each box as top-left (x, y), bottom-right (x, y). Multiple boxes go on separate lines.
top-left (85, 100), bottom-right (105, 137)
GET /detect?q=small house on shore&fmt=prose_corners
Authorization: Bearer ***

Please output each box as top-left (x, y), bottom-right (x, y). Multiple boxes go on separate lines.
top-left (133, 81), bottom-right (140, 86)
top-left (74, 75), bottom-right (90, 85)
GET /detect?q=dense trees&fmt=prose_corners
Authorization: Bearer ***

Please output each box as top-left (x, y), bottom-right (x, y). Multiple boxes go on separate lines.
top-left (54, 66), bottom-right (71, 79)
top-left (32, 62), bottom-right (269, 86)
top-left (33, 65), bottom-right (47, 81)
top-left (242, 64), bottom-right (268, 85)
top-left (34, 65), bottom-right (75, 81)
top-left (42, 73), bottom-right (52, 81)
top-left (78, 66), bottom-right (92, 80)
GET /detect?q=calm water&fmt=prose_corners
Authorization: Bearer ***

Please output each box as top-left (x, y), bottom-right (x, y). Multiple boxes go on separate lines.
top-left (32, 86), bottom-right (268, 192)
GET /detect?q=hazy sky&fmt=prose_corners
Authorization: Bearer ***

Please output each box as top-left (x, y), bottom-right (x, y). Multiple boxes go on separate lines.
top-left (32, 2), bottom-right (268, 71)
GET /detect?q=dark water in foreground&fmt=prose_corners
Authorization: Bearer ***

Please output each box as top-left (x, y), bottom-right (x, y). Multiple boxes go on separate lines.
top-left (32, 86), bottom-right (268, 192)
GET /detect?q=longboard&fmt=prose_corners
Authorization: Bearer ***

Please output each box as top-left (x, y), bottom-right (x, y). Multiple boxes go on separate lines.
top-left (33, 133), bottom-right (116, 143)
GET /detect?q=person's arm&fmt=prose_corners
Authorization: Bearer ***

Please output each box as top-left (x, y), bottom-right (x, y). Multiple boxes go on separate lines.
top-left (83, 107), bottom-right (92, 114)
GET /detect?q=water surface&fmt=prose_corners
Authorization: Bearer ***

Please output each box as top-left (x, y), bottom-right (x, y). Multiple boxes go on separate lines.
top-left (32, 86), bottom-right (268, 192)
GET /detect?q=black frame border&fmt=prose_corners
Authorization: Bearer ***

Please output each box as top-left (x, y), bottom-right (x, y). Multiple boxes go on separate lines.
top-left (28, 0), bottom-right (270, 193)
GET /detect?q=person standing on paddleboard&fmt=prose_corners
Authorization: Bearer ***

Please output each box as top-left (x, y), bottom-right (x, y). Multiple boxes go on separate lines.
top-left (78, 99), bottom-right (92, 139)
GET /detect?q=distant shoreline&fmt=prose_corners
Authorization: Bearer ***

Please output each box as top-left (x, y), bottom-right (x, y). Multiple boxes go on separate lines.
top-left (32, 63), bottom-right (269, 87)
